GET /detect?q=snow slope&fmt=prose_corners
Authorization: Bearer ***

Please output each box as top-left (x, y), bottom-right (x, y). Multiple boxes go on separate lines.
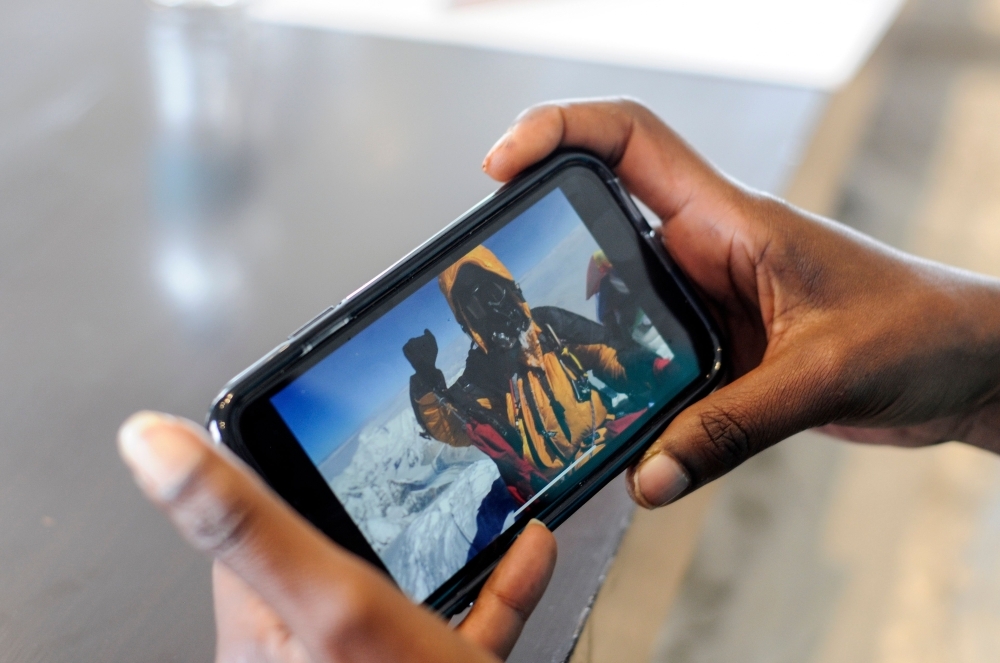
top-left (381, 458), bottom-right (500, 600)
top-left (324, 398), bottom-right (500, 600)
top-left (324, 398), bottom-right (487, 552)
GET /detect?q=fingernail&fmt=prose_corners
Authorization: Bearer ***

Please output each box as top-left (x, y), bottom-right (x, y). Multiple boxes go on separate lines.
top-left (527, 518), bottom-right (549, 531)
top-left (117, 411), bottom-right (206, 500)
top-left (634, 453), bottom-right (689, 507)
top-left (484, 130), bottom-right (512, 167)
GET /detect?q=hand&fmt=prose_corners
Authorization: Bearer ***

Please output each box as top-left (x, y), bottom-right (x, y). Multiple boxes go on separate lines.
top-left (483, 98), bottom-right (1000, 508)
top-left (117, 412), bottom-right (557, 663)
top-left (403, 329), bottom-right (440, 376)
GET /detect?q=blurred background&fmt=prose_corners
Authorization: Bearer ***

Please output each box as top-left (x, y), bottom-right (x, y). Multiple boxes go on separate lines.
top-left (578, 1), bottom-right (1000, 661)
top-left (3, 0), bottom-right (1000, 661)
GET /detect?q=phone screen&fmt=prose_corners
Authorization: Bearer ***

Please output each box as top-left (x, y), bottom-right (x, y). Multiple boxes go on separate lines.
top-left (267, 181), bottom-right (700, 601)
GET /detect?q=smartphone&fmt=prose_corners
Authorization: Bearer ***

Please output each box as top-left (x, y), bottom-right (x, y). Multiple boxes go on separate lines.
top-left (207, 150), bottom-right (724, 616)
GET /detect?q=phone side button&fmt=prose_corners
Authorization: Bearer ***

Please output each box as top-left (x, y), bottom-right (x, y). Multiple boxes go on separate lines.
top-left (610, 178), bottom-right (643, 220)
top-left (288, 306), bottom-right (336, 340)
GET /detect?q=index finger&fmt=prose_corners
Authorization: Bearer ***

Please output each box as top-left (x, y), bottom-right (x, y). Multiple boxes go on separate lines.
top-left (482, 98), bottom-right (720, 222)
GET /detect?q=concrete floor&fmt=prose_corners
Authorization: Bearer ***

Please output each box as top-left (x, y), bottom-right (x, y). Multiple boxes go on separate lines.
top-left (571, 0), bottom-right (1000, 660)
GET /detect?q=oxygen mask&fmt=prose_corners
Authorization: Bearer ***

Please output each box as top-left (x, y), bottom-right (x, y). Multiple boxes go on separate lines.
top-left (455, 269), bottom-right (530, 352)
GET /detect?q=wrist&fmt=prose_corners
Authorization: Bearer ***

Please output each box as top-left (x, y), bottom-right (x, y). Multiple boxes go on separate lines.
top-left (959, 393), bottom-right (1000, 455)
top-left (410, 368), bottom-right (447, 396)
top-left (939, 276), bottom-right (1000, 452)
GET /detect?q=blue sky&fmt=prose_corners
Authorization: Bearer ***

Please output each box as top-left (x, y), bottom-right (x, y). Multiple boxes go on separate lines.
top-left (271, 188), bottom-right (586, 465)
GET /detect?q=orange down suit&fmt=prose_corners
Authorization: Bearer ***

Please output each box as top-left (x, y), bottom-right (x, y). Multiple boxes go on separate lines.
top-left (408, 247), bottom-right (662, 503)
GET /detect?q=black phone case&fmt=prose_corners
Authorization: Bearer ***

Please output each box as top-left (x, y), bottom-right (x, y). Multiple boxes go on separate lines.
top-left (207, 150), bottom-right (726, 616)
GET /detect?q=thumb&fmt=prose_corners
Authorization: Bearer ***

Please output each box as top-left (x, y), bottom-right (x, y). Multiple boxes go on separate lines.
top-left (628, 353), bottom-right (832, 508)
top-left (117, 411), bottom-right (494, 663)
top-left (457, 519), bottom-right (557, 659)
top-left (424, 328), bottom-right (438, 352)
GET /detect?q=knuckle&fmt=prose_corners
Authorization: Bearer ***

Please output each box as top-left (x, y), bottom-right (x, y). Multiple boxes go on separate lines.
top-left (617, 97), bottom-right (648, 116)
top-left (697, 405), bottom-right (755, 471)
top-left (489, 586), bottom-right (532, 626)
top-left (520, 102), bottom-right (559, 123)
top-left (167, 458), bottom-right (257, 556)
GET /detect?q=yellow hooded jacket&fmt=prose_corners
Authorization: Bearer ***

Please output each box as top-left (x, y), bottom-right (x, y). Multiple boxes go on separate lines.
top-left (412, 246), bottom-right (648, 481)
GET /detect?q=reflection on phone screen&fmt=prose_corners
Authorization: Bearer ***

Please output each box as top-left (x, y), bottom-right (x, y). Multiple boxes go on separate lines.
top-left (269, 187), bottom-right (699, 600)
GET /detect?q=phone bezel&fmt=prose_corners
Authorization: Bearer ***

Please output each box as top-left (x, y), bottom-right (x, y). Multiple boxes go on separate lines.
top-left (207, 151), bottom-right (726, 616)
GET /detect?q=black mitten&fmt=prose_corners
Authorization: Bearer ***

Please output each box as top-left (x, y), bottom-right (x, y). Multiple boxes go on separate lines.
top-left (403, 328), bottom-right (439, 375)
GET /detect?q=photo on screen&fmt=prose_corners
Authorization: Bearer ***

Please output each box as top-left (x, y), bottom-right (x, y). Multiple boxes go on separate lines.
top-left (270, 188), bottom-right (697, 600)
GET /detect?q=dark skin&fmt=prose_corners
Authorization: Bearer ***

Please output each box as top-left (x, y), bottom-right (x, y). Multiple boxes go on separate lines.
top-left (119, 98), bottom-right (1000, 661)
top-left (117, 413), bottom-right (557, 663)
top-left (481, 98), bottom-right (1000, 507)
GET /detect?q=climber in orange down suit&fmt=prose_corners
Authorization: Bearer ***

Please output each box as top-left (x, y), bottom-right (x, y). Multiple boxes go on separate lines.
top-left (402, 246), bottom-right (673, 506)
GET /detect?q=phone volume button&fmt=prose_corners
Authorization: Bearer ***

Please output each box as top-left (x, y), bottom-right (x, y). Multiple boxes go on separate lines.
top-left (288, 306), bottom-right (336, 340)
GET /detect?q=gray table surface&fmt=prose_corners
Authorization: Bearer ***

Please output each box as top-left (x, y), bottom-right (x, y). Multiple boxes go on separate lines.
top-left (0, 1), bottom-right (824, 661)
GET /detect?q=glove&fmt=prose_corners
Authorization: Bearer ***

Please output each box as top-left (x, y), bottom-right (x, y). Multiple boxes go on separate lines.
top-left (403, 329), bottom-right (439, 376)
